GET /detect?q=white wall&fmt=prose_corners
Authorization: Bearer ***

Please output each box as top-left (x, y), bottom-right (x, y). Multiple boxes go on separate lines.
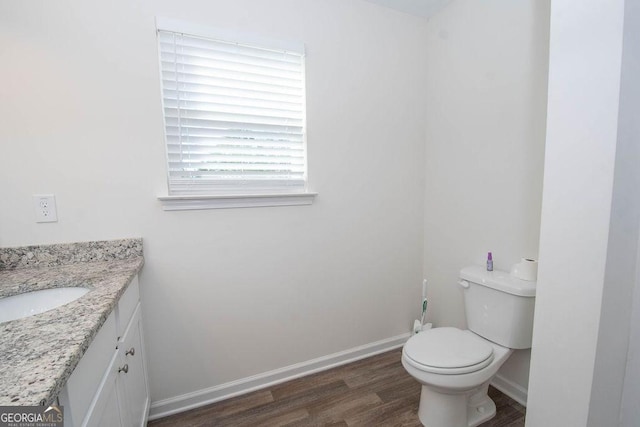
top-left (525, 1), bottom-right (627, 425)
top-left (588, 0), bottom-right (640, 424)
top-left (423, 0), bottom-right (549, 396)
top-left (621, 238), bottom-right (640, 426)
top-left (0, 0), bottom-right (427, 404)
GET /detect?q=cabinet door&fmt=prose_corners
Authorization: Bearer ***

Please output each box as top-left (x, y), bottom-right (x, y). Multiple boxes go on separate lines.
top-left (91, 379), bottom-right (124, 427)
top-left (118, 303), bottom-right (150, 427)
top-left (59, 313), bottom-right (117, 426)
top-left (82, 353), bottom-right (126, 427)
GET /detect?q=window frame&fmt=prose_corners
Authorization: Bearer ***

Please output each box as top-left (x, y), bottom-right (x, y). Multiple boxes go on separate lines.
top-left (154, 17), bottom-right (316, 210)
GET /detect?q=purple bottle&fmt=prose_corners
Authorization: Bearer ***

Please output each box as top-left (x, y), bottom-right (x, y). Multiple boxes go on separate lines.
top-left (487, 252), bottom-right (493, 271)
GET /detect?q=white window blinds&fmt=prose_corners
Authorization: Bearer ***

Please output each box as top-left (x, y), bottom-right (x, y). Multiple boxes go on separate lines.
top-left (158, 29), bottom-right (307, 195)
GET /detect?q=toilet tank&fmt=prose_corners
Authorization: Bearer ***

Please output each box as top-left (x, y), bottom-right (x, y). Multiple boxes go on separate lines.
top-left (459, 265), bottom-right (536, 350)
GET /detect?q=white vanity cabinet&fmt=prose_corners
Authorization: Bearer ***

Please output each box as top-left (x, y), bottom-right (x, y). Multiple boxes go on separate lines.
top-left (58, 276), bottom-right (150, 427)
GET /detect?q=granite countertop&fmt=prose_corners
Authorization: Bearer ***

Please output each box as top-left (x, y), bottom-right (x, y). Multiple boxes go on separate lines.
top-left (0, 238), bottom-right (144, 406)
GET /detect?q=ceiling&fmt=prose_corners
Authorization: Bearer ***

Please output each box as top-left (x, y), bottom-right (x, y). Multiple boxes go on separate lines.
top-left (364, 0), bottom-right (451, 19)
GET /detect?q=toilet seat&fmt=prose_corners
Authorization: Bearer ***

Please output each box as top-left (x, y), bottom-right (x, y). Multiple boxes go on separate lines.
top-left (403, 327), bottom-right (494, 375)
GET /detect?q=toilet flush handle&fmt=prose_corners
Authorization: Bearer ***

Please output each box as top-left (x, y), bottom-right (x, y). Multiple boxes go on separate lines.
top-left (458, 280), bottom-right (470, 289)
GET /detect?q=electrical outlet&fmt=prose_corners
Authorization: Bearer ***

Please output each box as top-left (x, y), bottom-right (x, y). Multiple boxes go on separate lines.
top-left (33, 194), bottom-right (58, 223)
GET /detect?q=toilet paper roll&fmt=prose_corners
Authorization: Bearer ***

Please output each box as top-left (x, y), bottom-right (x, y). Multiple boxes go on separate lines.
top-left (510, 258), bottom-right (538, 281)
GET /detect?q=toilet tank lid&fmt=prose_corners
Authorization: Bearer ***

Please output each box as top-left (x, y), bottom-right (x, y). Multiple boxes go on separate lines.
top-left (460, 265), bottom-right (536, 297)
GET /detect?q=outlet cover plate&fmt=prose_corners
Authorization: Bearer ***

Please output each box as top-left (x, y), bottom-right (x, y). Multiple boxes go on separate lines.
top-left (33, 194), bottom-right (58, 223)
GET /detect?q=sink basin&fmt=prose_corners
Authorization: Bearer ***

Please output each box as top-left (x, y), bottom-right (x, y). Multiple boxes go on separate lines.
top-left (0, 287), bottom-right (90, 323)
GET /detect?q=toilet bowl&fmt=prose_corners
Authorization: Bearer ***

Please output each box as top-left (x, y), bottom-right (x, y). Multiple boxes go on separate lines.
top-left (402, 327), bottom-right (513, 427)
top-left (402, 266), bottom-right (536, 427)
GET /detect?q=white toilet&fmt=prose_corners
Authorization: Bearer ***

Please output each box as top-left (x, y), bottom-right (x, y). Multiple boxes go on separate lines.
top-left (402, 265), bottom-right (536, 427)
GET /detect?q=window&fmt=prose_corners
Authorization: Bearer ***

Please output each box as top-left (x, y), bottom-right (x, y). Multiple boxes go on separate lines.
top-left (155, 19), bottom-right (315, 210)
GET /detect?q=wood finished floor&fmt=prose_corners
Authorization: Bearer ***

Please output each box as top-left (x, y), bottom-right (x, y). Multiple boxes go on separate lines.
top-left (149, 349), bottom-right (526, 427)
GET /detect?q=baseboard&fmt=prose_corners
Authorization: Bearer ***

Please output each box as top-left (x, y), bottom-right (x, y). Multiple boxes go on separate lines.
top-left (148, 332), bottom-right (411, 421)
top-left (491, 374), bottom-right (528, 407)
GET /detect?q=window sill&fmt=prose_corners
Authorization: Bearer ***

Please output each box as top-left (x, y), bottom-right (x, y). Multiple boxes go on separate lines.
top-left (158, 192), bottom-right (318, 211)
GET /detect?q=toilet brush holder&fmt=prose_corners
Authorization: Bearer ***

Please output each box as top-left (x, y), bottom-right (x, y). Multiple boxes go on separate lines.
top-left (413, 319), bottom-right (422, 335)
top-left (412, 320), bottom-right (433, 335)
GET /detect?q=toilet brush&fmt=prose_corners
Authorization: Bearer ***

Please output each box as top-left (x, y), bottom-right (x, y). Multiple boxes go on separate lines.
top-left (412, 279), bottom-right (431, 335)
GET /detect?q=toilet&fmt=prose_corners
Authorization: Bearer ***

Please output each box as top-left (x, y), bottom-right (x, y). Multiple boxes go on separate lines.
top-left (402, 265), bottom-right (536, 427)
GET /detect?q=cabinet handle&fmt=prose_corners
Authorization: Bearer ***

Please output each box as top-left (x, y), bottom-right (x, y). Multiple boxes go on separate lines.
top-left (125, 347), bottom-right (135, 357)
top-left (118, 364), bottom-right (129, 374)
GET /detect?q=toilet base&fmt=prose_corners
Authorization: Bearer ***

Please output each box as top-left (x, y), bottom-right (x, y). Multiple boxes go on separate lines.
top-left (467, 384), bottom-right (496, 427)
top-left (417, 383), bottom-right (496, 427)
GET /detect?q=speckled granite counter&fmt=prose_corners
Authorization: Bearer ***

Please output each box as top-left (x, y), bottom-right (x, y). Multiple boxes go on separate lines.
top-left (0, 238), bottom-right (144, 406)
